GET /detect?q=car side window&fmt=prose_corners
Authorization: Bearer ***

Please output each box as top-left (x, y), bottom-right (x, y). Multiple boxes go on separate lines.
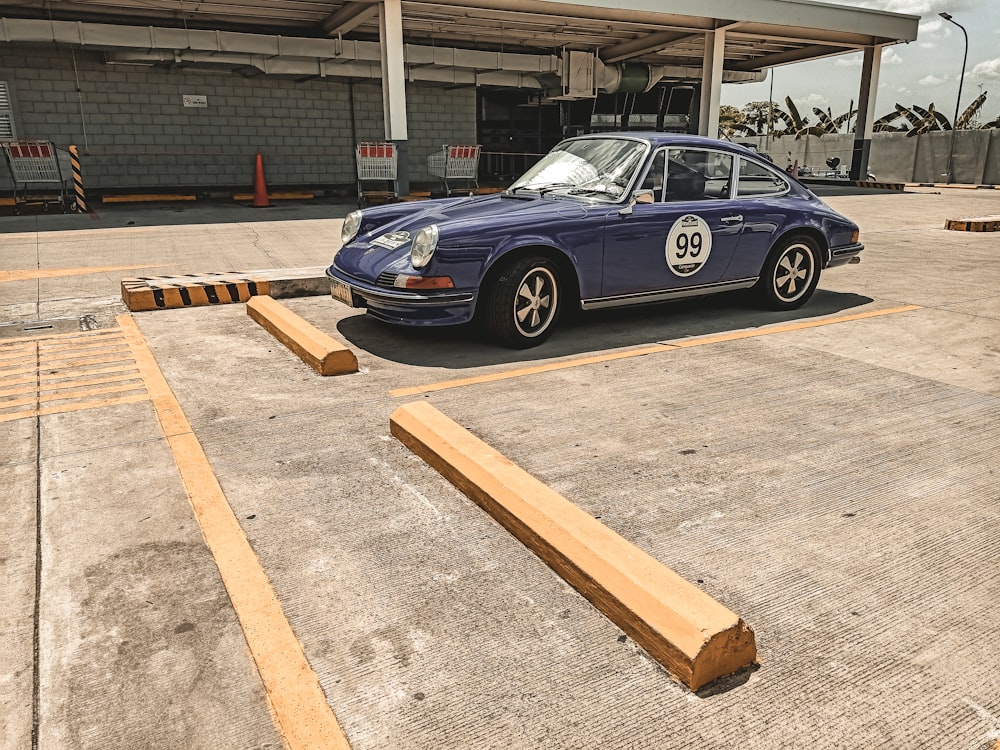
top-left (737, 157), bottom-right (789, 197)
top-left (665, 149), bottom-right (732, 202)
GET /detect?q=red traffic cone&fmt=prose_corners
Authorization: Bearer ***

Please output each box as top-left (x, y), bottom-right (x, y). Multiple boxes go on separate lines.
top-left (252, 152), bottom-right (271, 208)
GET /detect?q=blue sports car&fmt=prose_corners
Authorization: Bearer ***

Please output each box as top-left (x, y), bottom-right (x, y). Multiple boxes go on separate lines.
top-left (327, 133), bottom-right (863, 348)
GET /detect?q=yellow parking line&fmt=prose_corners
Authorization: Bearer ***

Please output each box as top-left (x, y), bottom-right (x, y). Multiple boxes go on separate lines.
top-left (117, 315), bottom-right (350, 750)
top-left (0, 393), bottom-right (149, 424)
top-left (390, 305), bottom-right (922, 398)
top-left (0, 265), bottom-right (151, 283)
top-left (1, 382), bottom-right (146, 410)
top-left (668, 305), bottom-right (922, 346)
top-left (0, 372), bottom-right (142, 398)
top-left (0, 328), bottom-right (125, 345)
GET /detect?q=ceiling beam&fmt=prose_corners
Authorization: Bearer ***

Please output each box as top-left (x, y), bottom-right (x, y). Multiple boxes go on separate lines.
top-left (729, 43), bottom-right (852, 71)
top-left (599, 30), bottom-right (693, 63)
top-left (318, 1), bottom-right (380, 36)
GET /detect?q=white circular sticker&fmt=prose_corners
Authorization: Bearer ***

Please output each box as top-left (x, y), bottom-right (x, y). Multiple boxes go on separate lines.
top-left (665, 214), bottom-right (712, 277)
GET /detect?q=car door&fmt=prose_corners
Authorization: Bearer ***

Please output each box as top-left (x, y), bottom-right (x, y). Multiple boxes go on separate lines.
top-left (601, 147), bottom-right (744, 300)
top-left (723, 156), bottom-right (792, 279)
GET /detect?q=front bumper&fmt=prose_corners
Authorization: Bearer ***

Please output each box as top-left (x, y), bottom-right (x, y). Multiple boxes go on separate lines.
top-left (326, 263), bottom-right (477, 327)
top-left (826, 242), bottom-right (864, 269)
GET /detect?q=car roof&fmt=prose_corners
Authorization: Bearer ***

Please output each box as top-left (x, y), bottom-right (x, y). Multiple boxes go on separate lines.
top-left (566, 132), bottom-right (758, 157)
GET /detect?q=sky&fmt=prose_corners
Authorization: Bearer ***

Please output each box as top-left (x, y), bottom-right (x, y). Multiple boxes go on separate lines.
top-left (719, 0), bottom-right (1000, 125)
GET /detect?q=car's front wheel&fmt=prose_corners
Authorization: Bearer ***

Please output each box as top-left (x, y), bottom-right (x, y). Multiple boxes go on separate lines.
top-left (754, 235), bottom-right (821, 310)
top-left (484, 256), bottom-right (561, 348)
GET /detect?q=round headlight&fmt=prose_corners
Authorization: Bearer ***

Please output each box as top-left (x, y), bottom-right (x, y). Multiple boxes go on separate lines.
top-left (341, 210), bottom-right (363, 245)
top-left (410, 224), bottom-right (440, 269)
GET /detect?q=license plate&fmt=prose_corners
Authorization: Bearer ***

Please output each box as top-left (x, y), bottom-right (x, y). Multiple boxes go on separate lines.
top-left (330, 279), bottom-right (355, 307)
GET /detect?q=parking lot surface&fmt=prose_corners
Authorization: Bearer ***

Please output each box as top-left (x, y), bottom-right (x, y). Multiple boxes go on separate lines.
top-left (2, 189), bottom-right (999, 749)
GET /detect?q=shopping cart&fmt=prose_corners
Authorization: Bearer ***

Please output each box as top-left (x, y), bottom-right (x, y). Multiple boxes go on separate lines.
top-left (355, 142), bottom-right (398, 206)
top-left (426, 144), bottom-right (481, 196)
top-left (2, 140), bottom-right (73, 214)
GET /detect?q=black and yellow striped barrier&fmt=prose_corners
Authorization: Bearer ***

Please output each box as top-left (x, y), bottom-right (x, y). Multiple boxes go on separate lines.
top-left (851, 180), bottom-right (905, 191)
top-left (121, 267), bottom-right (330, 311)
top-left (944, 217), bottom-right (1000, 232)
top-left (69, 144), bottom-right (86, 212)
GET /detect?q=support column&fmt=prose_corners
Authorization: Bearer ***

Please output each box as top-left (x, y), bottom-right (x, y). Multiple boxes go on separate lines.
top-left (379, 0), bottom-right (409, 195)
top-left (698, 29), bottom-right (726, 138)
top-left (850, 45), bottom-right (882, 181)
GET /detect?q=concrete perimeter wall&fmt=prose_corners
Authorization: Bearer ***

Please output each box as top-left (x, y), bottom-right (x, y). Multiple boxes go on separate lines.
top-left (0, 43), bottom-right (475, 193)
top-left (752, 130), bottom-right (1000, 185)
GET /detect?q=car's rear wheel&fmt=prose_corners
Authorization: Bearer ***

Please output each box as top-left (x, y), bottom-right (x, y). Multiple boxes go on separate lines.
top-left (754, 235), bottom-right (821, 310)
top-left (484, 256), bottom-right (561, 348)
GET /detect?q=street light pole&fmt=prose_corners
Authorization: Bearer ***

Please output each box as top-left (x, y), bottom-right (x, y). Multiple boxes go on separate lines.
top-left (939, 12), bottom-right (968, 184)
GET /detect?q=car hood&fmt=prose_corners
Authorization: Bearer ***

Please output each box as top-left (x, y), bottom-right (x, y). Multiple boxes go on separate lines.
top-left (335, 193), bottom-right (593, 279)
top-left (364, 192), bottom-right (594, 241)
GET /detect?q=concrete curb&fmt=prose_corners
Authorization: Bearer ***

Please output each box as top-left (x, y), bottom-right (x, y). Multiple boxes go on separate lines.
top-left (944, 216), bottom-right (1000, 232)
top-left (102, 194), bottom-right (198, 203)
top-left (907, 182), bottom-right (1000, 190)
top-left (390, 401), bottom-right (757, 691)
top-left (121, 267), bottom-right (329, 311)
top-left (246, 296), bottom-right (358, 376)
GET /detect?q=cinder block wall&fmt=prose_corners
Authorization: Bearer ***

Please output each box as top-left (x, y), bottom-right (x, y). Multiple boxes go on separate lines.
top-left (0, 43), bottom-right (476, 193)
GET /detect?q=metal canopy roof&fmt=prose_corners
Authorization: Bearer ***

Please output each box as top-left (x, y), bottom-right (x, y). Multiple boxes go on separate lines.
top-left (1, 0), bottom-right (918, 77)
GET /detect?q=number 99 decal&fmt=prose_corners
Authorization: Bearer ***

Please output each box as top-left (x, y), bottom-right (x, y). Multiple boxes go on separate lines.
top-left (665, 214), bottom-right (713, 277)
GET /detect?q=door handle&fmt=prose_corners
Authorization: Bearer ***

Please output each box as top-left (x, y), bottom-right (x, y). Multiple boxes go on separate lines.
top-left (721, 214), bottom-right (744, 224)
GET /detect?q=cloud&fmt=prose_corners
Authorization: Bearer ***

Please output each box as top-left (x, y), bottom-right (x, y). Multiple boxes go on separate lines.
top-left (816, 0), bottom-right (980, 14)
top-left (919, 74), bottom-right (946, 85)
top-left (882, 48), bottom-right (904, 65)
top-left (971, 58), bottom-right (1000, 81)
top-left (794, 93), bottom-right (831, 110)
top-left (834, 52), bottom-right (863, 68)
top-left (833, 47), bottom-right (902, 68)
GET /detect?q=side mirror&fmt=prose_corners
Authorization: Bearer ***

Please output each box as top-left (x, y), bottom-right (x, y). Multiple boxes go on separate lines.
top-left (620, 189), bottom-right (654, 215)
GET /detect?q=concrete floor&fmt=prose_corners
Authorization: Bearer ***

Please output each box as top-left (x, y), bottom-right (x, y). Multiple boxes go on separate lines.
top-left (1, 188), bottom-right (998, 749)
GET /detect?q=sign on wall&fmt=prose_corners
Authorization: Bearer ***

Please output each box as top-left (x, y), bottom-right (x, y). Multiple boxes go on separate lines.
top-left (182, 94), bottom-right (208, 108)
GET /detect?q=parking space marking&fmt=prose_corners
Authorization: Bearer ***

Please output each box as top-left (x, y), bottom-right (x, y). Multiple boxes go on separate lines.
top-left (0, 329), bottom-right (148, 423)
top-left (0, 265), bottom-right (151, 283)
top-left (117, 315), bottom-right (351, 750)
top-left (391, 343), bottom-right (678, 397)
top-left (666, 304), bottom-right (922, 347)
top-left (390, 305), bottom-right (922, 397)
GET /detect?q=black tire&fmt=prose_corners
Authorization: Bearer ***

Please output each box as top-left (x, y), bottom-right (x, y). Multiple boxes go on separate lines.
top-left (484, 256), bottom-right (562, 348)
top-left (754, 235), bottom-right (822, 311)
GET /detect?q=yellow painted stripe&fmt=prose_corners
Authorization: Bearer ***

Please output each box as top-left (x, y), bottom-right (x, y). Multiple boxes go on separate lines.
top-left (117, 315), bottom-right (350, 750)
top-left (0, 372), bottom-right (142, 398)
top-left (0, 346), bottom-right (35, 367)
top-left (39, 363), bottom-right (139, 381)
top-left (0, 265), bottom-right (151, 283)
top-left (0, 393), bottom-right (149, 423)
top-left (390, 305), bottom-right (922, 397)
top-left (33, 344), bottom-right (130, 362)
top-left (0, 328), bottom-right (124, 345)
top-left (1, 383), bottom-right (146, 410)
top-left (0, 353), bottom-right (135, 375)
top-left (0, 362), bottom-right (135, 385)
top-left (0, 364), bottom-right (38, 379)
top-left (391, 344), bottom-right (675, 397)
top-left (0, 364), bottom-right (139, 390)
top-left (668, 305), bottom-right (922, 347)
top-left (37, 328), bottom-right (125, 352)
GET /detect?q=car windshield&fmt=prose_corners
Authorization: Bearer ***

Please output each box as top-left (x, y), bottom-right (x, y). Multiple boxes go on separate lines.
top-left (508, 138), bottom-right (648, 200)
